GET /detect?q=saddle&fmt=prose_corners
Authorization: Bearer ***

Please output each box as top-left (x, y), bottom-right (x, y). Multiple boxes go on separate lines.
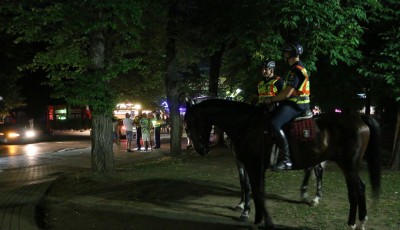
top-left (266, 108), bottom-right (315, 144)
top-left (285, 108), bottom-right (315, 143)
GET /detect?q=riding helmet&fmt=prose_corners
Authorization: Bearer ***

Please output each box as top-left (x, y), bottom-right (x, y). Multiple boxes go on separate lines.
top-left (282, 42), bottom-right (303, 57)
top-left (262, 60), bottom-right (275, 69)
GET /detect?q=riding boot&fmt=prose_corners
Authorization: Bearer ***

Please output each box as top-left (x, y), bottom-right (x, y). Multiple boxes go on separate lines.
top-left (273, 130), bottom-right (292, 171)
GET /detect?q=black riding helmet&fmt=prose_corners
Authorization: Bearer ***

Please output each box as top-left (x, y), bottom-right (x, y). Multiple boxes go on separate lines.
top-left (262, 60), bottom-right (275, 69)
top-left (282, 42), bottom-right (303, 58)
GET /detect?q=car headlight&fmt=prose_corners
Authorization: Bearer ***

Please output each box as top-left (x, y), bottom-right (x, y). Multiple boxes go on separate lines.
top-left (26, 130), bottom-right (35, 137)
top-left (8, 133), bottom-right (20, 138)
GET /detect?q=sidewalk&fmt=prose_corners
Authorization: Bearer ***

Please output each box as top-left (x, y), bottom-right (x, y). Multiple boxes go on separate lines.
top-left (0, 135), bottom-right (253, 230)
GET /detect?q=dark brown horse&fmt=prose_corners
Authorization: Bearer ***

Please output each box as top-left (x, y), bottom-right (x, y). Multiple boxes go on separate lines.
top-left (227, 137), bottom-right (325, 222)
top-left (184, 99), bottom-right (381, 230)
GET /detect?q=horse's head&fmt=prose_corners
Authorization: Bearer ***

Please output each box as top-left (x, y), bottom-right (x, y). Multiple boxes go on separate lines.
top-left (184, 101), bottom-right (212, 156)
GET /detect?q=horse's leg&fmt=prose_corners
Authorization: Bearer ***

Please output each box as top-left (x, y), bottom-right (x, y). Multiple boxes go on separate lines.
top-left (344, 172), bottom-right (359, 230)
top-left (356, 177), bottom-right (368, 230)
top-left (310, 163), bottom-right (323, 206)
top-left (246, 165), bottom-right (274, 229)
top-left (300, 167), bottom-right (312, 202)
top-left (239, 166), bottom-right (252, 221)
top-left (235, 161), bottom-right (246, 211)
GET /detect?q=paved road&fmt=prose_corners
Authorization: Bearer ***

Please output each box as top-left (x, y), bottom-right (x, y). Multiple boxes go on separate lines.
top-left (0, 130), bottom-right (196, 230)
top-left (0, 131), bottom-right (91, 171)
top-left (0, 130), bottom-right (93, 230)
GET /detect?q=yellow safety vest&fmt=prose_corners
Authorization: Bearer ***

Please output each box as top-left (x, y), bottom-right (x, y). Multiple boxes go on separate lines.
top-left (288, 65), bottom-right (310, 104)
top-left (257, 77), bottom-right (282, 104)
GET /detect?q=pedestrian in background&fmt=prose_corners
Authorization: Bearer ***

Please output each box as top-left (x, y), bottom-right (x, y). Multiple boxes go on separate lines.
top-left (112, 117), bottom-right (120, 145)
top-left (153, 113), bottom-right (162, 149)
top-left (140, 113), bottom-right (153, 151)
top-left (123, 113), bottom-right (134, 152)
top-left (134, 113), bottom-right (142, 150)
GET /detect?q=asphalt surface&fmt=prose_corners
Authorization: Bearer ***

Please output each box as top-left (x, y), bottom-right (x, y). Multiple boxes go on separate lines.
top-left (0, 131), bottom-right (255, 230)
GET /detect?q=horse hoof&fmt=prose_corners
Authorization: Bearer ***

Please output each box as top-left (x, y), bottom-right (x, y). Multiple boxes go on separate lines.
top-left (309, 196), bottom-right (320, 206)
top-left (239, 215), bottom-right (249, 222)
top-left (309, 200), bottom-right (319, 207)
top-left (347, 224), bottom-right (356, 230)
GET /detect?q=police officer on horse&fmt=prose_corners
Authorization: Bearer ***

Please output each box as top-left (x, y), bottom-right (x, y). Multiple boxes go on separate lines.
top-left (251, 60), bottom-right (285, 109)
top-left (264, 42), bottom-right (310, 171)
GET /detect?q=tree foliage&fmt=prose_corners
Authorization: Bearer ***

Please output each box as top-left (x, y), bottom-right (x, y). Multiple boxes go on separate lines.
top-left (1, 0), bottom-right (144, 115)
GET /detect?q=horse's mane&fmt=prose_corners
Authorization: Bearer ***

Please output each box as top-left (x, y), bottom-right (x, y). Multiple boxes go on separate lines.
top-left (194, 99), bottom-right (261, 113)
top-left (192, 99), bottom-right (264, 126)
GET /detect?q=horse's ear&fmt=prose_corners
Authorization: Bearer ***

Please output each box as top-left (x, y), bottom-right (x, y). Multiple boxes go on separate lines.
top-left (185, 97), bottom-right (192, 111)
top-left (185, 97), bottom-right (196, 112)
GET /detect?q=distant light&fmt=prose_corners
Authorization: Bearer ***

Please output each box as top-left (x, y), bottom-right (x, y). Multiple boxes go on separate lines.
top-left (335, 109), bottom-right (342, 113)
top-left (55, 109), bottom-right (67, 114)
top-left (357, 93), bottom-right (366, 99)
top-left (8, 133), bottom-right (20, 138)
top-left (0, 96), bottom-right (3, 101)
top-left (26, 130), bottom-right (35, 138)
top-left (236, 89), bottom-right (242, 94)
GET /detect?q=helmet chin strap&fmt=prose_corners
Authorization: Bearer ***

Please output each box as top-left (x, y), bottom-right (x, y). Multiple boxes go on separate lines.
top-left (268, 68), bottom-right (274, 78)
top-left (285, 56), bottom-right (296, 65)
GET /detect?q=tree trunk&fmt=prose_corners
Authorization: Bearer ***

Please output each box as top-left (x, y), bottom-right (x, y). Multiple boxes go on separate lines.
top-left (91, 114), bottom-right (114, 172)
top-left (89, 27), bottom-right (114, 172)
top-left (209, 44), bottom-right (225, 146)
top-left (390, 102), bottom-right (400, 170)
top-left (165, 1), bottom-right (181, 155)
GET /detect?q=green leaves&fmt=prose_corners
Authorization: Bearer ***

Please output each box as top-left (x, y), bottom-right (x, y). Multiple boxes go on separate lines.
top-left (358, 0), bottom-right (400, 101)
top-left (2, 0), bottom-right (145, 115)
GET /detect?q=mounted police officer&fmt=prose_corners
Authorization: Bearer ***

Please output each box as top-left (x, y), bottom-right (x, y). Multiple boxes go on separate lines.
top-left (251, 60), bottom-right (285, 110)
top-left (264, 42), bottom-right (310, 171)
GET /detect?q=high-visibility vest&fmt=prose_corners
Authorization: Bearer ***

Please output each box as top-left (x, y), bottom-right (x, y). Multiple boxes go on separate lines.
top-left (152, 118), bottom-right (162, 128)
top-left (257, 77), bottom-right (281, 103)
top-left (288, 65), bottom-right (310, 104)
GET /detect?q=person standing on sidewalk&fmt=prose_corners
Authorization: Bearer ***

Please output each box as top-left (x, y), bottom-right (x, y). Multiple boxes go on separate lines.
top-left (152, 113), bottom-right (162, 149)
top-left (112, 117), bottom-right (120, 145)
top-left (134, 113), bottom-right (142, 150)
top-left (140, 113), bottom-right (153, 151)
top-left (123, 113), bottom-right (134, 152)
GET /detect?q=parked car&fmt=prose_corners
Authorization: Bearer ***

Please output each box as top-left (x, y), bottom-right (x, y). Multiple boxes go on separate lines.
top-left (0, 124), bottom-right (38, 144)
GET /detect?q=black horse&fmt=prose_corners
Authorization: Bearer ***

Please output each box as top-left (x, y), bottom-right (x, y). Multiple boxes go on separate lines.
top-left (184, 99), bottom-right (381, 230)
top-left (227, 137), bottom-right (324, 222)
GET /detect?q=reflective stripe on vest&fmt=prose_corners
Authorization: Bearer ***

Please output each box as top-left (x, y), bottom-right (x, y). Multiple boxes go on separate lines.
top-left (288, 65), bottom-right (310, 104)
top-left (258, 77), bottom-right (281, 101)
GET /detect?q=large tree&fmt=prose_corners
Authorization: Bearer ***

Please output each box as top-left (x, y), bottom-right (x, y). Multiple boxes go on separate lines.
top-left (0, 32), bottom-right (33, 115)
top-left (1, 0), bottom-right (144, 172)
top-left (358, 0), bottom-right (400, 169)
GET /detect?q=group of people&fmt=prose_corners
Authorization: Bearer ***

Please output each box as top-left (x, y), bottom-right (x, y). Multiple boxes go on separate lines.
top-left (111, 42), bottom-right (309, 168)
top-left (113, 112), bottom-right (163, 152)
top-left (252, 42), bottom-right (310, 171)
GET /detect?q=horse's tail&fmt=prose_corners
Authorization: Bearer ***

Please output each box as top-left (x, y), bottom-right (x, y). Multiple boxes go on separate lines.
top-left (361, 115), bottom-right (381, 199)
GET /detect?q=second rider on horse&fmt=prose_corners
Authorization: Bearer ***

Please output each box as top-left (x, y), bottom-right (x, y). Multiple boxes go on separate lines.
top-left (264, 42), bottom-right (311, 171)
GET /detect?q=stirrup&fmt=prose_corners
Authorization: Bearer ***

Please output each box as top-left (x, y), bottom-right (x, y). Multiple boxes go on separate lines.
top-left (272, 161), bottom-right (292, 171)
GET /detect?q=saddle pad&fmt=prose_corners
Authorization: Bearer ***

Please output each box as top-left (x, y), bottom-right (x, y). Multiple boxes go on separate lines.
top-left (288, 118), bottom-right (315, 143)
